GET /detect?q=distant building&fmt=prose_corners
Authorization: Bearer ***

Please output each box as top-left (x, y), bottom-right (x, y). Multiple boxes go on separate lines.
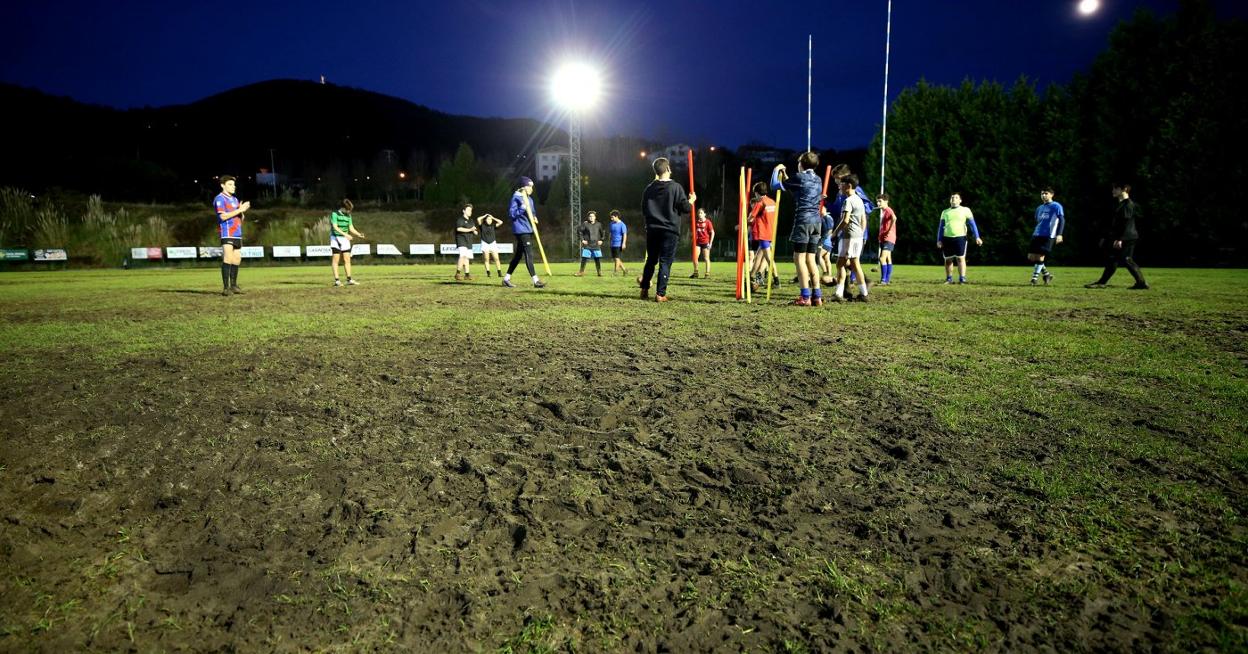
top-left (536, 146), bottom-right (568, 182)
top-left (736, 145), bottom-right (789, 165)
top-left (659, 143), bottom-right (692, 165)
top-left (255, 171), bottom-right (288, 187)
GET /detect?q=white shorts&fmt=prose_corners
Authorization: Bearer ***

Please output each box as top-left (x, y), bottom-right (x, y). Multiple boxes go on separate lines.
top-left (456, 246), bottom-right (474, 259)
top-left (330, 235), bottom-right (351, 253)
top-left (838, 237), bottom-right (864, 259)
top-left (480, 241), bottom-right (500, 255)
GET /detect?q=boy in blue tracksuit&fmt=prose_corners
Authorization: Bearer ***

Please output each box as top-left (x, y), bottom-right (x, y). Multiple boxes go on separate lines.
top-left (609, 210), bottom-right (629, 275)
top-left (772, 151), bottom-right (825, 306)
top-left (503, 176), bottom-right (545, 288)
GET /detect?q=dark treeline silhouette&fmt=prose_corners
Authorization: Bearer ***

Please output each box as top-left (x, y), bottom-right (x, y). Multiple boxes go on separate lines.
top-left (865, 0), bottom-right (1248, 266)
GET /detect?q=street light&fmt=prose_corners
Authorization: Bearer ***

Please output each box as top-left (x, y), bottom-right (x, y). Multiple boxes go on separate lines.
top-left (1077, 0), bottom-right (1100, 16)
top-left (551, 62), bottom-right (602, 247)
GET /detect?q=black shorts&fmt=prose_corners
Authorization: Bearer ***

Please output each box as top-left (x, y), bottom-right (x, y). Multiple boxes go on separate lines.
top-left (220, 238), bottom-right (242, 249)
top-left (1028, 235), bottom-right (1055, 255)
top-left (611, 246), bottom-right (622, 258)
top-left (789, 223), bottom-right (822, 253)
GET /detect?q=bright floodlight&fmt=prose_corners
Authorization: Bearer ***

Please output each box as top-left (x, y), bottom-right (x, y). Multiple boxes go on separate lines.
top-left (551, 63), bottom-right (601, 111)
top-left (1078, 0), bottom-right (1100, 16)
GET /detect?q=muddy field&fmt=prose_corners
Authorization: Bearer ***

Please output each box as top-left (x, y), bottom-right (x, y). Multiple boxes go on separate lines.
top-left (1, 265), bottom-right (1245, 652)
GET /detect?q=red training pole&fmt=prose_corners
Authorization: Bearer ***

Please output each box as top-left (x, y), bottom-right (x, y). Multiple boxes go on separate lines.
top-left (736, 167), bottom-right (745, 299)
top-left (688, 149), bottom-right (697, 268)
top-left (820, 164), bottom-right (832, 211)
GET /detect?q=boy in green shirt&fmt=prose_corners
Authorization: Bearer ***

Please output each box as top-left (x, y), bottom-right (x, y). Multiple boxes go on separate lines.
top-left (936, 193), bottom-right (982, 284)
top-left (330, 199), bottom-right (365, 286)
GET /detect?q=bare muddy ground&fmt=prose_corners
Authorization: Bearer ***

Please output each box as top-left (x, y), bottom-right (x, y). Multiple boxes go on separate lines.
top-left (1, 265), bottom-right (1245, 652)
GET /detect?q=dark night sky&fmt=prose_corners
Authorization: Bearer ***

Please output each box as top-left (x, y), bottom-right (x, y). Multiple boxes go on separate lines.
top-left (4, 1), bottom-right (1245, 150)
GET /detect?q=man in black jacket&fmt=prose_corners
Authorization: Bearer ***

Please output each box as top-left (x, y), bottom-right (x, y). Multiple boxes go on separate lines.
top-left (638, 157), bottom-right (696, 301)
top-left (1086, 183), bottom-right (1149, 289)
top-left (575, 211), bottom-right (606, 277)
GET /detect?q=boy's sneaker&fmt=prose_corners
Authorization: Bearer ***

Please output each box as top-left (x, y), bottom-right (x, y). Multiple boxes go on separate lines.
top-left (597, 271), bottom-right (603, 276)
top-left (792, 296), bottom-right (811, 306)
top-left (655, 295), bottom-right (670, 303)
top-left (1030, 277), bottom-right (1039, 285)
top-left (640, 288), bottom-right (649, 300)
top-left (464, 273), bottom-right (472, 280)
top-left (230, 285), bottom-right (244, 294)
top-left (533, 280), bottom-right (546, 288)
top-left (944, 278), bottom-right (954, 285)
top-left (830, 294), bottom-right (845, 303)
top-left (502, 278), bottom-right (516, 288)
top-left (221, 288), bottom-right (232, 296)
top-left (454, 272), bottom-right (463, 281)
top-left (347, 279), bottom-right (358, 286)
top-left (1043, 272), bottom-right (1053, 285)
top-left (1084, 282), bottom-right (1106, 289)
top-left (333, 279), bottom-right (342, 287)
top-left (1129, 282), bottom-right (1150, 290)
top-left (856, 294), bottom-right (870, 303)
top-left (812, 297), bottom-right (824, 307)
top-left (689, 272), bottom-right (699, 279)
top-left (573, 271), bottom-right (584, 277)
top-left (486, 270), bottom-right (492, 277)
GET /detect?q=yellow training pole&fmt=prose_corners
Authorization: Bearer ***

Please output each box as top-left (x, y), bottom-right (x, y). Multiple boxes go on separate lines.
top-left (522, 194), bottom-right (552, 276)
top-left (766, 187), bottom-right (782, 302)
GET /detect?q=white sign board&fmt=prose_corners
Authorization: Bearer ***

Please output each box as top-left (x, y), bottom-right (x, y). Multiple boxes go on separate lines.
top-left (198, 246), bottom-right (224, 259)
top-left (131, 248), bottom-right (149, 260)
top-left (241, 246), bottom-right (265, 259)
top-left (350, 243), bottom-right (371, 256)
top-left (272, 245), bottom-right (301, 258)
top-left (439, 244), bottom-right (459, 255)
top-left (305, 245), bottom-right (332, 257)
top-left (376, 244), bottom-right (401, 256)
top-left (471, 243), bottom-right (483, 254)
top-left (410, 244), bottom-right (435, 255)
top-left (498, 242), bottom-right (514, 254)
top-left (166, 247), bottom-right (197, 259)
top-left (33, 249), bottom-right (68, 261)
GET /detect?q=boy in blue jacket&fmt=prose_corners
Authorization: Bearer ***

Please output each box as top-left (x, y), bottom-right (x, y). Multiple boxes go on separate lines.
top-left (503, 176), bottom-right (546, 288)
top-left (772, 151), bottom-right (825, 306)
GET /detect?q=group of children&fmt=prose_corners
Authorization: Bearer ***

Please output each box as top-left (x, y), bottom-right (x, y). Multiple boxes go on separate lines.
top-left (209, 155), bottom-right (1149, 298)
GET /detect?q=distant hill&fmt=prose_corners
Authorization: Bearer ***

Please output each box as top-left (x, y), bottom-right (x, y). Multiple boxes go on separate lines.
top-left (1, 80), bottom-right (563, 201)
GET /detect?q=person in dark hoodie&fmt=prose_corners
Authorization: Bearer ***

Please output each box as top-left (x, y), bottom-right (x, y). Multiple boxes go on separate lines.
top-left (574, 211), bottom-right (606, 277)
top-left (502, 176), bottom-right (546, 289)
top-left (1086, 183), bottom-right (1149, 289)
top-left (638, 157), bottom-right (696, 302)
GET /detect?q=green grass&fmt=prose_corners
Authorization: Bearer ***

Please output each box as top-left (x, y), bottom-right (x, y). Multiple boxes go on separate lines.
top-left (0, 262), bottom-right (1244, 651)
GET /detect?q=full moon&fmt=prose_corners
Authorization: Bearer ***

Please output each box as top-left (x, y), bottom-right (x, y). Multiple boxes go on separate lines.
top-left (1078, 0), bottom-right (1101, 16)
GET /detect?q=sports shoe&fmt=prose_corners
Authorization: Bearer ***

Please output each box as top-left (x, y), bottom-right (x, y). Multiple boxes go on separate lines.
top-left (655, 295), bottom-right (670, 303)
top-left (944, 279), bottom-right (954, 285)
top-left (464, 273), bottom-right (472, 280)
top-left (221, 288), bottom-right (232, 296)
top-left (812, 296), bottom-right (824, 307)
top-left (1030, 277), bottom-right (1039, 285)
top-left (533, 280), bottom-right (546, 288)
top-left (830, 294), bottom-right (846, 303)
top-left (573, 271), bottom-right (585, 277)
top-left (502, 278), bottom-right (516, 288)
top-left (230, 285), bottom-right (244, 294)
top-left (1043, 272), bottom-right (1053, 285)
top-left (856, 294), bottom-right (870, 303)
top-left (454, 271), bottom-right (463, 281)
top-left (347, 279), bottom-right (358, 286)
top-left (1129, 282), bottom-right (1150, 290)
top-left (639, 288), bottom-right (649, 300)
top-left (1084, 282), bottom-right (1106, 289)
top-left (486, 270), bottom-right (492, 277)
top-left (792, 296), bottom-right (811, 306)
top-left (333, 279), bottom-right (342, 287)
top-left (597, 271), bottom-right (603, 277)
top-left (689, 272), bottom-right (699, 279)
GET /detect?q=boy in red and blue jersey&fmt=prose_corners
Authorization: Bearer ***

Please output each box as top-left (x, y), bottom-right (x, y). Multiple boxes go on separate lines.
top-left (214, 175), bottom-right (251, 296)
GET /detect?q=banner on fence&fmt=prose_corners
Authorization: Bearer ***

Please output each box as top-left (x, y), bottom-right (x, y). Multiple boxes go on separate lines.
top-left (240, 246), bottom-right (264, 259)
top-left (166, 247), bottom-right (196, 259)
top-left (198, 247), bottom-right (223, 259)
top-left (350, 243), bottom-right (370, 256)
top-left (272, 246), bottom-right (300, 258)
top-left (376, 244), bottom-right (401, 256)
top-left (34, 249), bottom-right (68, 261)
top-left (410, 244), bottom-right (435, 255)
top-left (2, 248), bottom-right (31, 261)
top-left (305, 245), bottom-right (332, 257)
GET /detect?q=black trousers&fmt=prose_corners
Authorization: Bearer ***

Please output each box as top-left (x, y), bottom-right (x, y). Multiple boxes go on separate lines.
top-left (640, 230), bottom-right (679, 297)
top-left (1095, 239), bottom-right (1146, 285)
top-left (507, 234), bottom-right (536, 277)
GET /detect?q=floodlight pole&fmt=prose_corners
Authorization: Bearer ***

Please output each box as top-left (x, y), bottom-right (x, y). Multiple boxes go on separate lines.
top-left (568, 114), bottom-right (583, 248)
top-left (880, 0), bottom-right (892, 196)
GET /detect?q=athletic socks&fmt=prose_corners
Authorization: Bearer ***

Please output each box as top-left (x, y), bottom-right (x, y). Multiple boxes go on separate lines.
top-left (835, 279), bottom-right (847, 298)
top-left (859, 283), bottom-right (869, 297)
top-left (959, 275), bottom-right (967, 283)
top-left (532, 275), bottom-right (540, 284)
top-left (221, 262), bottom-right (230, 289)
top-left (800, 288), bottom-right (811, 300)
top-left (1032, 263), bottom-right (1044, 279)
top-left (812, 288), bottom-right (822, 299)
top-left (504, 274), bottom-right (511, 282)
top-left (946, 275), bottom-right (953, 283)
top-left (229, 264), bottom-right (238, 287)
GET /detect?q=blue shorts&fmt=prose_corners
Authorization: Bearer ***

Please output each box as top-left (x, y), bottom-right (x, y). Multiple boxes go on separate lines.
top-left (754, 240), bottom-right (771, 250)
top-left (881, 242), bottom-right (895, 252)
top-left (821, 239), bottom-right (834, 253)
top-left (941, 236), bottom-right (968, 260)
top-left (581, 248), bottom-right (603, 258)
